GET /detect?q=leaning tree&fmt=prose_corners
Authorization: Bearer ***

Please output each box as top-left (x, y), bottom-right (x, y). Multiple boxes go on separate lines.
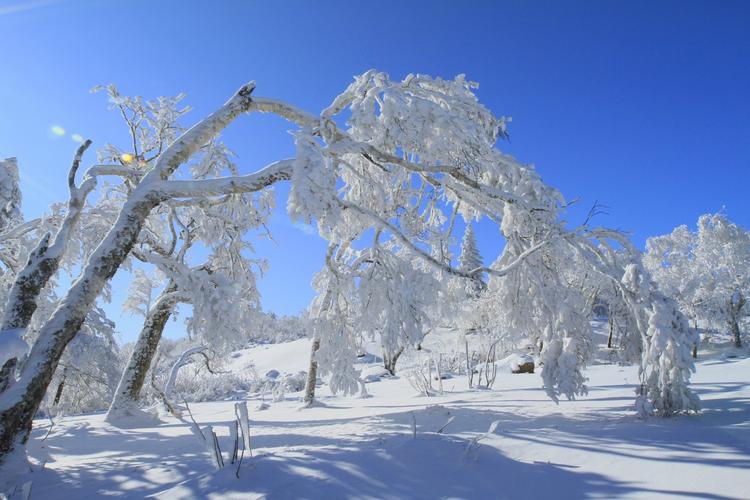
top-left (86, 86), bottom-right (273, 422)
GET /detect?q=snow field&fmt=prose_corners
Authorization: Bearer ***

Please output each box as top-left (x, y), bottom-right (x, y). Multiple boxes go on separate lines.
top-left (26, 334), bottom-right (750, 499)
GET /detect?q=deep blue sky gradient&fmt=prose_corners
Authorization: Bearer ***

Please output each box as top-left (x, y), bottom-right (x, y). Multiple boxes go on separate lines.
top-left (1, 0), bottom-right (748, 340)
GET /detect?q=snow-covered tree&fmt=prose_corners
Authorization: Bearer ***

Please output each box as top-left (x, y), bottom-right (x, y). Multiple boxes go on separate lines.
top-left (100, 88), bottom-right (271, 421)
top-left (0, 153), bottom-right (123, 420)
top-left (645, 213), bottom-right (750, 349)
top-left (0, 142), bottom-right (99, 388)
top-left (361, 249), bottom-right (440, 375)
top-left (45, 306), bottom-right (121, 415)
top-left (1, 154), bottom-right (130, 423)
top-left (458, 224), bottom-right (484, 297)
top-left (618, 263), bottom-right (700, 417)
top-left (476, 229), bottom-right (594, 401)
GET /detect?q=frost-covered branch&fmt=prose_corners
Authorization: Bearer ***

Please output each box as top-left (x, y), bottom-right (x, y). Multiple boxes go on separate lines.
top-left (339, 200), bottom-right (550, 280)
top-left (1, 140), bottom-right (93, 336)
top-left (163, 346), bottom-right (211, 405)
top-left (251, 97), bottom-right (317, 127)
top-left (153, 159), bottom-right (294, 199)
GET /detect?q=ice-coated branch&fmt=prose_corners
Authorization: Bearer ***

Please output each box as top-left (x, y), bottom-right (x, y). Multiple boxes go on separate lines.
top-left (1, 140), bottom-right (93, 335)
top-left (150, 81), bottom-right (256, 180)
top-left (86, 164), bottom-right (141, 179)
top-left (0, 219), bottom-right (42, 245)
top-left (153, 159), bottom-right (294, 199)
top-left (163, 346), bottom-right (210, 404)
top-left (339, 200), bottom-right (551, 280)
top-left (251, 97), bottom-right (317, 127)
top-left (67, 140), bottom-right (91, 192)
top-left (330, 137), bottom-right (548, 212)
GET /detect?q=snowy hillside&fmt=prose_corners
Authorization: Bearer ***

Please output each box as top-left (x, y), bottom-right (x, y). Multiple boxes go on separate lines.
top-left (25, 330), bottom-right (750, 500)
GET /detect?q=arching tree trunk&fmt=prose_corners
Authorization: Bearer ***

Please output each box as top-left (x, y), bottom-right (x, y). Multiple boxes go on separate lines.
top-left (107, 283), bottom-right (181, 420)
top-left (163, 346), bottom-right (210, 405)
top-left (303, 338), bottom-right (320, 407)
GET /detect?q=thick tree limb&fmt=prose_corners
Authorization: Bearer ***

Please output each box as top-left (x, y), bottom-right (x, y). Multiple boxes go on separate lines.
top-left (153, 159), bottom-right (294, 200)
top-left (1, 140), bottom-right (93, 334)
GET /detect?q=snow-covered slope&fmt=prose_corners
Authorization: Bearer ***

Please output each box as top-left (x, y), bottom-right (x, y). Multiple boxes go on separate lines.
top-left (25, 336), bottom-right (750, 499)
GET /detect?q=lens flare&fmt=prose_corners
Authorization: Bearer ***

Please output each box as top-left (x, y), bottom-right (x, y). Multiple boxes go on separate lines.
top-left (71, 134), bottom-right (84, 143)
top-left (120, 153), bottom-right (134, 163)
top-left (51, 125), bottom-right (65, 136)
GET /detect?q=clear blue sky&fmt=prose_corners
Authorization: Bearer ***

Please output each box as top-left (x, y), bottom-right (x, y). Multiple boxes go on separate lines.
top-left (1, 1), bottom-right (748, 341)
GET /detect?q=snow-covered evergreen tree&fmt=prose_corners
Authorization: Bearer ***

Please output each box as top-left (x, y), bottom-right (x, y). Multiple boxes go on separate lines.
top-left (619, 263), bottom-right (700, 417)
top-left (458, 224), bottom-right (484, 296)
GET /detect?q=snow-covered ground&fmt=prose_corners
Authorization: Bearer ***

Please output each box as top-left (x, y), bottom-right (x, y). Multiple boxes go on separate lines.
top-left (25, 330), bottom-right (750, 499)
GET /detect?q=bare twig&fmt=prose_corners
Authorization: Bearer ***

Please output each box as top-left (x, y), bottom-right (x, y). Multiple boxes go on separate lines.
top-left (183, 399), bottom-right (205, 441)
top-left (436, 416), bottom-right (455, 434)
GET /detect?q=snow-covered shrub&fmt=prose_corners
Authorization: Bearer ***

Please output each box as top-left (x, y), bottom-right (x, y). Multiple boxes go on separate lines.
top-left (637, 293), bottom-right (700, 417)
top-left (170, 368), bottom-right (258, 403)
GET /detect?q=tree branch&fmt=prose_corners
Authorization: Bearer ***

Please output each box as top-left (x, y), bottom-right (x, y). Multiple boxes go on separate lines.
top-left (153, 159), bottom-right (294, 199)
top-left (67, 140), bottom-right (92, 192)
top-left (339, 200), bottom-right (551, 280)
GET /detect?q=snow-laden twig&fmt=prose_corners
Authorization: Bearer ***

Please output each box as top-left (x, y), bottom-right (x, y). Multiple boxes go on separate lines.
top-left (164, 346), bottom-right (213, 407)
top-left (464, 420), bottom-right (500, 459)
top-left (436, 416), bottom-right (455, 434)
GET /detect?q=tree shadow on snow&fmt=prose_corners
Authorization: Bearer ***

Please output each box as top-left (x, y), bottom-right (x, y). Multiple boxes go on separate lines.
top-left (151, 403), bottom-right (743, 500)
top-left (154, 429), bottom-right (640, 500)
top-left (25, 379), bottom-right (749, 499)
